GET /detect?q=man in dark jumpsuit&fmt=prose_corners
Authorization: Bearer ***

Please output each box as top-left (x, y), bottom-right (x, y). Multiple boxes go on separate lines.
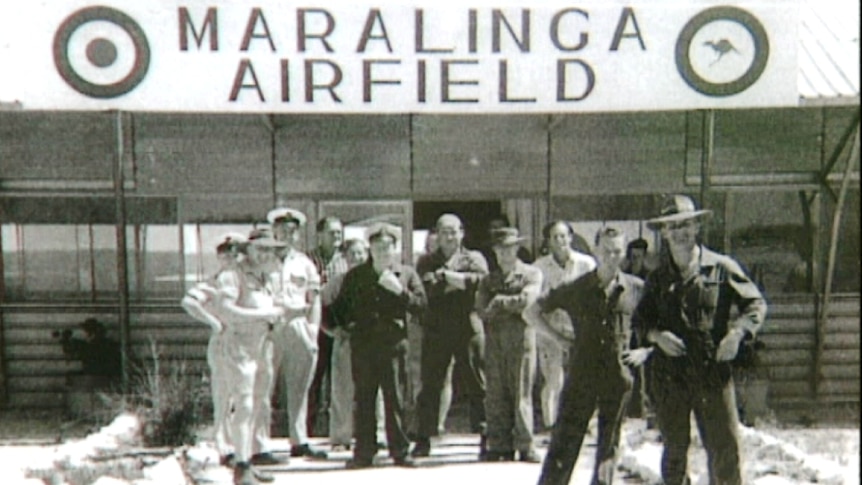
top-left (331, 223), bottom-right (427, 468)
top-left (525, 227), bottom-right (648, 485)
top-left (413, 213), bottom-right (489, 458)
top-left (635, 194), bottom-right (767, 485)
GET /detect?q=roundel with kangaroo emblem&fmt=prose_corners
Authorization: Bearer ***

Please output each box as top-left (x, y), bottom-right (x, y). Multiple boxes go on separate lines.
top-left (675, 6), bottom-right (770, 97)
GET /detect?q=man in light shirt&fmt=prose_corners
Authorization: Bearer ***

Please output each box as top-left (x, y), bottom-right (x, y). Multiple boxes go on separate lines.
top-left (531, 221), bottom-right (596, 428)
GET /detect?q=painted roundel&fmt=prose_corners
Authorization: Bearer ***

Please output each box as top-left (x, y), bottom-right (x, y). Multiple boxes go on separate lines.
top-left (675, 6), bottom-right (770, 97)
top-left (53, 6), bottom-right (150, 98)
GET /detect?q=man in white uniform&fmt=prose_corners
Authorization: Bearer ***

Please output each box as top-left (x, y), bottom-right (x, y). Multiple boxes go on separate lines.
top-left (267, 207), bottom-right (328, 459)
top-left (217, 230), bottom-right (290, 485)
top-left (180, 232), bottom-right (247, 465)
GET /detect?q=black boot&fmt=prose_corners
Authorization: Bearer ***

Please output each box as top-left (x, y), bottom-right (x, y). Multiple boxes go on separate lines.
top-left (411, 437), bottom-right (431, 457)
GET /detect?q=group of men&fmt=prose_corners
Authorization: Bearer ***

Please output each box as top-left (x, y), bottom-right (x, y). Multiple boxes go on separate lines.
top-left (182, 194), bottom-right (767, 485)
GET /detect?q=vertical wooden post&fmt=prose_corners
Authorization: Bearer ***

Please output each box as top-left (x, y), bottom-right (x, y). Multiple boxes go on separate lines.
top-left (0, 225), bottom-right (7, 407)
top-left (113, 111), bottom-right (131, 392)
top-left (701, 110), bottom-right (715, 244)
top-left (723, 192), bottom-right (733, 253)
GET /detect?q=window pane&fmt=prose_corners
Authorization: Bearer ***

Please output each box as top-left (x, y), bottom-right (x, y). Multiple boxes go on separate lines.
top-left (2, 224), bottom-right (23, 298)
top-left (129, 225), bottom-right (181, 299)
top-left (90, 225), bottom-right (119, 300)
top-left (1, 224), bottom-right (119, 301)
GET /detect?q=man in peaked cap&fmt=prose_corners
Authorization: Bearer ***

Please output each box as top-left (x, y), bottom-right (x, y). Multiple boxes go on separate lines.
top-left (475, 227), bottom-right (543, 463)
top-left (331, 222), bottom-right (427, 468)
top-left (265, 207), bottom-right (329, 460)
top-left (633, 194), bottom-right (767, 485)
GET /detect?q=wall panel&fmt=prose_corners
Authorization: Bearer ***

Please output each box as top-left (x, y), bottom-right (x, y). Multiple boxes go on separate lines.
top-left (551, 112), bottom-right (688, 196)
top-left (0, 112), bottom-right (114, 182)
top-left (412, 115), bottom-right (547, 197)
top-left (275, 115), bottom-right (410, 197)
top-left (134, 114), bottom-right (272, 195)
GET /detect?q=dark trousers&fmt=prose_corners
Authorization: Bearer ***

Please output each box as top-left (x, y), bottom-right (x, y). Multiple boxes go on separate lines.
top-left (307, 331), bottom-right (333, 436)
top-left (416, 324), bottom-right (486, 438)
top-left (485, 322), bottom-right (536, 453)
top-left (351, 337), bottom-right (411, 461)
top-left (538, 355), bottom-right (633, 485)
top-left (651, 366), bottom-right (742, 485)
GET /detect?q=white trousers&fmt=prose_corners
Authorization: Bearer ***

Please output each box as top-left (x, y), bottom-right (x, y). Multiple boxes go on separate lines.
top-left (221, 326), bottom-right (270, 462)
top-left (271, 317), bottom-right (318, 446)
top-left (207, 332), bottom-right (232, 456)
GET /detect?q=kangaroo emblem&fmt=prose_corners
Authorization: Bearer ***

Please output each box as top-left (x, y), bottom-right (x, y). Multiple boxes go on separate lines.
top-left (703, 39), bottom-right (740, 66)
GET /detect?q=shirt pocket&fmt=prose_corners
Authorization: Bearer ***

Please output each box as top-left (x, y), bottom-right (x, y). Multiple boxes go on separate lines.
top-left (696, 275), bottom-right (722, 331)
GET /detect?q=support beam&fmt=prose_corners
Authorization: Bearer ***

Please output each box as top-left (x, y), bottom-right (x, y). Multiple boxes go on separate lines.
top-left (113, 111), bottom-right (132, 393)
top-left (0, 226), bottom-right (6, 407)
top-left (700, 110), bottom-right (715, 244)
top-left (819, 109), bottom-right (861, 202)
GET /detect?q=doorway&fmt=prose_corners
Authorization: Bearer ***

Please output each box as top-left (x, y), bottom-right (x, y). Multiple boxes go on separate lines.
top-left (413, 201), bottom-right (502, 251)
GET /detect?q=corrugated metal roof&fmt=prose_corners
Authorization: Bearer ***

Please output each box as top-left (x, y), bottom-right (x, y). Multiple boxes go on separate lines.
top-left (799, 0), bottom-right (860, 105)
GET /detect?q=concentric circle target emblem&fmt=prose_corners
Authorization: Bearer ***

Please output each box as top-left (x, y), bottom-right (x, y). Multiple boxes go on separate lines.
top-left (675, 6), bottom-right (769, 97)
top-left (53, 6), bottom-right (150, 98)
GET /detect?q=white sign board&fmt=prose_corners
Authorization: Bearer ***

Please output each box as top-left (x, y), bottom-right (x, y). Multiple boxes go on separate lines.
top-left (0, 0), bottom-right (799, 112)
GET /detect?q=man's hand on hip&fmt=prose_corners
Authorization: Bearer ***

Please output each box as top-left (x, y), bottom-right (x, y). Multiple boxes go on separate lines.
top-left (649, 329), bottom-right (687, 357)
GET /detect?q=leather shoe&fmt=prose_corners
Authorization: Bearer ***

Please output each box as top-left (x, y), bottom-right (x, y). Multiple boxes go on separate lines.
top-left (250, 452), bottom-right (288, 466)
top-left (410, 438), bottom-right (431, 458)
top-left (220, 453), bottom-right (235, 467)
top-left (345, 458), bottom-right (373, 469)
top-left (290, 444), bottom-right (328, 459)
top-left (393, 455), bottom-right (416, 468)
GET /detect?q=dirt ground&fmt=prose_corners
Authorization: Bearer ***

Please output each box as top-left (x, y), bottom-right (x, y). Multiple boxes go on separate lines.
top-left (0, 408), bottom-right (858, 485)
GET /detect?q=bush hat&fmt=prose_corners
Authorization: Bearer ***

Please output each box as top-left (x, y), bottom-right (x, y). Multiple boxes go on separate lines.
top-left (646, 194), bottom-right (712, 230)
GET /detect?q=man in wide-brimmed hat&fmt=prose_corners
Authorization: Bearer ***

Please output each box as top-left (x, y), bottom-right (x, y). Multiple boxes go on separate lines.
top-left (475, 227), bottom-right (543, 463)
top-left (634, 194), bottom-right (767, 485)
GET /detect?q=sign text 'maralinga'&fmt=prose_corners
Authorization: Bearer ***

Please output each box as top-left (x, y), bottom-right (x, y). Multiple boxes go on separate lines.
top-left (177, 6), bottom-right (647, 104)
